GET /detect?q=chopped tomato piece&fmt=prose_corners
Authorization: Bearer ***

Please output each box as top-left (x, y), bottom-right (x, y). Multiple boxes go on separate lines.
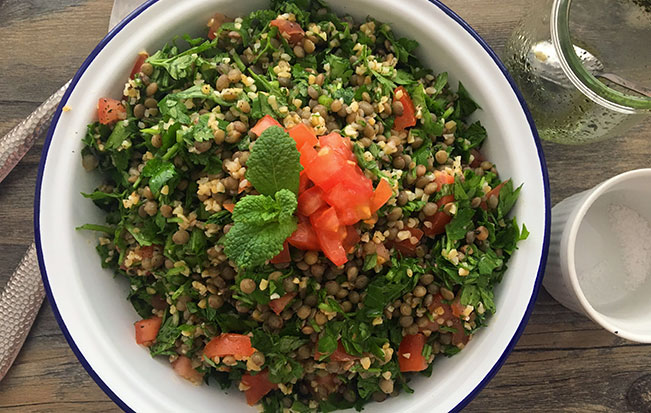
top-left (250, 115), bottom-right (282, 136)
top-left (97, 97), bottom-right (126, 125)
top-left (393, 86), bottom-right (417, 130)
top-left (317, 234), bottom-right (347, 266)
top-left (423, 195), bottom-right (455, 237)
top-left (300, 144), bottom-right (318, 171)
top-left (427, 294), bottom-right (469, 345)
top-left (451, 298), bottom-right (465, 318)
top-left (288, 123), bottom-right (318, 150)
top-left (223, 202), bottom-right (235, 213)
top-left (270, 19), bottom-right (305, 45)
top-left (129, 52), bottom-right (149, 79)
top-left (341, 226), bottom-right (361, 253)
top-left (314, 341), bottom-right (358, 361)
top-left (288, 220), bottom-right (321, 250)
top-left (424, 211), bottom-right (452, 237)
top-left (320, 163), bottom-right (373, 223)
top-left (270, 241), bottom-right (291, 264)
top-left (134, 316), bottom-right (162, 346)
top-left (398, 333), bottom-right (428, 372)
top-left (370, 178), bottom-right (393, 213)
top-left (269, 292), bottom-right (296, 315)
top-left (172, 355), bottom-right (204, 384)
top-left (426, 294), bottom-right (467, 345)
top-left (480, 180), bottom-right (508, 210)
top-left (434, 170), bottom-right (455, 189)
top-left (204, 333), bottom-right (255, 361)
top-left (318, 132), bottom-right (355, 161)
top-left (394, 227), bottom-right (424, 256)
top-left (207, 12), bottom-right (233, 40)
top-left (438, 195), bottom-right (455, 208)
top-left (298, 185), bottom-right (327, 216)
top-left (241, 370), bottom-right (277, 406)
top-left (310, 206), bottom-right (340, 234)
top-left (322, 180), bottom-right (372, 224)
top-left (336, 207), bottom-right (362, 226)
top-left (419, 296), bottom-right (449, 333)
top-left (299, 173), bottom-right (312, 193)
top-left (311, 207), bottom-right (347, 266)
top-left (304, 146), bottom-right (347, 190)
top-left (427, 294), bottom-right (454, 321)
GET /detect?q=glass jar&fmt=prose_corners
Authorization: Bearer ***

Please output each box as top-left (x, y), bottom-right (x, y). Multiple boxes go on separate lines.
top-left (505, 0), bottom-right (651, 144)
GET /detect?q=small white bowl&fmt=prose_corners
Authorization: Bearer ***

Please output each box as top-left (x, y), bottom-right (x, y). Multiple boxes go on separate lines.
top-left (35, 0), bottom-right (550, 411)
top-left (544, 168), bottom-right (651, 343)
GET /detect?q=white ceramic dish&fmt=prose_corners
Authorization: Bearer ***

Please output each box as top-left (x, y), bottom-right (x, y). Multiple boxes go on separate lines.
top-left (35, 0), bottom-right (550, 411)
top-left (544, 168), bottom-right (651, 343)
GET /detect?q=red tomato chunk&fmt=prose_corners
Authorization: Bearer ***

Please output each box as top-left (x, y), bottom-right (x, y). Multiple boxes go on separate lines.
top-left (172, 355), bottom-right (204, 384)
top-left (427, 294), bottom-right (469, 346)
top-left (393, 227), bottom-right (424, 256)
top-left (134, 316), bottom-right (162, 346)
top-left (423, 194), bottom-right (455, 237)
top-left (270, 241), bottom-right (291, 264)
top-left (269, 292), bottom-right (296, 315)
top-left (250, 115), bottom-right (282, 136)
top-left (370, 178), bottom-right (393, 213)
top-left (270, 19), bottom-right (305, 45)
top-left (298, 185), bottom-right (327, 217)
top-left (241, 369), bottom-right (277, 406)
top-left (398, 333), bottom-right (427, 372)
top-left (204, 333), bottom-right (255, 361)
top-left (129, 52), bottom-right (148, 79)
top-left (207, 12), bottom-right (234, 40)
top-left (97, 97), bottom-right (126, 125)
top-left (288, 123), bottom-right (319, 150)
top-left (393, 86), bottom-right (417, 130)
top-left (288, 219), bottom-right (321, 251)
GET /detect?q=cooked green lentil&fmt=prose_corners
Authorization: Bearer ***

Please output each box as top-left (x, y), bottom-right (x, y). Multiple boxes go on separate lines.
top-left (79, 1), bottom-right (528, 411)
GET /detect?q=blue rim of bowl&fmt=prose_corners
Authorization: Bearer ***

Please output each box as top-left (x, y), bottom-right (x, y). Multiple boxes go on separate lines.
top-left (33, 1), bottom-right (551, 412)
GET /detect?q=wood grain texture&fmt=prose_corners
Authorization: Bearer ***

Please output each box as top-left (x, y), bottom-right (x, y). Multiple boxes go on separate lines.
top-left (0, 0), bottom-right (649, 412)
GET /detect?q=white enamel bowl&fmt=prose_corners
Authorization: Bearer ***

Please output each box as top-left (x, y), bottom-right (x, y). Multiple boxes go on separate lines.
top-left (35, 0), bottom-right (550, 411)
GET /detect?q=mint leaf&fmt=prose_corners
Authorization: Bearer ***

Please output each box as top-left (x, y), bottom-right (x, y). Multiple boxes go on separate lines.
top-left (223, 189), bottom-right (298, 268)
top-left (245, 126), bottom-right (302, 196)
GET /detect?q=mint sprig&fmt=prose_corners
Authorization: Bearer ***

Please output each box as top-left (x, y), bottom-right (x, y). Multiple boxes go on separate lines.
top-left (245, 126), bottom-right (302, 196)
top-left (223, 189), bottom-right (297, 269)
top-left (223, 125), bottom-right (302, 268)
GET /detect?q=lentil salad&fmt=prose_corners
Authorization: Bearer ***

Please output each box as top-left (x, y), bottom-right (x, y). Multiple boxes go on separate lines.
top-left (79, 0), bottom-right (528, 411)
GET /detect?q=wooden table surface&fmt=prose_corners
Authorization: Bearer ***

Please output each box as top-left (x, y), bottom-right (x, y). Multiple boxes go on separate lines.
top-left (1, 0), bottom-right (650, 412)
